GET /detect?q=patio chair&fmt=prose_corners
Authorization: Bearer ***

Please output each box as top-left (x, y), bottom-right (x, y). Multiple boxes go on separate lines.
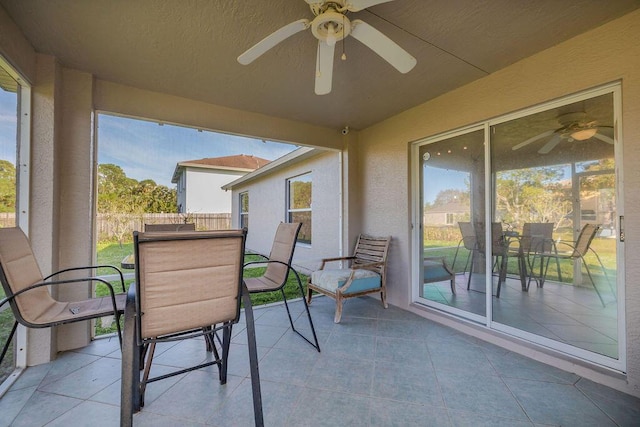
top-left (468, 222), bottom-right (515, 297)
top-left (421, 256), bottom-right (455, 297)
top-left (531, 223), bottom-right (615, 306)
top-left (244, 222), bottom-right (320, 351)
top-left (120, 229), bottom-right (263, 426)
top-left (0, 227), bottom-right (126, 366)
top-left (519, 222), bottom-right (562, 289)
top-left (307, 234), bottom-right (391, 323)
top-left (452, 222), bottom-right (477, 287)
top-left (144, 223), bottom-right (195, 232)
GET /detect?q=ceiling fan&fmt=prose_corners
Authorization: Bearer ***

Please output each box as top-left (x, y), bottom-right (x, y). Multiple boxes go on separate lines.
top-left (237, 0), bottom-right (417, 95)
top-left (511, 112), bottom-right (614, 154)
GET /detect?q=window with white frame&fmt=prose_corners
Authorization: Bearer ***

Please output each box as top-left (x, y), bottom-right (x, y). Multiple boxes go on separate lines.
top-left (239, 191), bottom-right (249, 229)
top-left (286, 173), bottom-right (312, 244)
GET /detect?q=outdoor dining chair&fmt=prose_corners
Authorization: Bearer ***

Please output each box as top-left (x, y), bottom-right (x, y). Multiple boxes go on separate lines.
top-left (307, 234), bottom-right (391, 323)
top-left (452, 221), bottom-right (477, 288)
top-left (530, 223), bottom-right (615, 306)
top-left (120, 229), bottom-right (263, 426)
top-left (0, 227), bottom-right (126, 366)
top-left (244, 222), bottom-right (320, 351)
top-left (519, 222), bottom-right (562, 289)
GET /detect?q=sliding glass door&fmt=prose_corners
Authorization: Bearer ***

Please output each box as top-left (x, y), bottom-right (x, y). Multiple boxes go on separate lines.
top-left (418, 128), bottom-right (486, 321)
top-left (413, 84), bottom-right (623, 368)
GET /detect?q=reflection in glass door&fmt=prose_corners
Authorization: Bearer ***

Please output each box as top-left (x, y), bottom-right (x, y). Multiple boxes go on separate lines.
top-left (491, 90), bottom-right (619, 360)
top-left (413, 85), bottom-right (622, 367)
top-left (419, 129), bottom-right (486, 320)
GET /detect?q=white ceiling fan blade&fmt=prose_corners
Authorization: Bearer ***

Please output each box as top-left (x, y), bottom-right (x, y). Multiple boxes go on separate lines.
top-left (350, 19), bottom-right (416, 73)
top-left (511, 129), bottom-right (555, 151)
top-left (315, 40), bottom-right (335, 95)
top-left (538, 134), bottom-right (562, 154)
top-left (344, 0), bottom-right (395, 12)
top-left (238, 19), bottom-right (309, 65)
top-left (593, 132), bottom-right (614, 144)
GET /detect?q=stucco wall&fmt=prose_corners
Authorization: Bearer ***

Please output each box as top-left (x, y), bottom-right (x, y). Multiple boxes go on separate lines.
top-left (230, 151), bottom-right (341, 273)
top-left (183, 168), bottom-right (242, 213)
top-left (357, 10), bottom-right (640, 396)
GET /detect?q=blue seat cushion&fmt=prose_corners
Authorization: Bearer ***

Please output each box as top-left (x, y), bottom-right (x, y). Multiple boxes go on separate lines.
top-left (310, 268), bottom-right (381, 294)
top-left (424, 260), bottom-right (452, 283)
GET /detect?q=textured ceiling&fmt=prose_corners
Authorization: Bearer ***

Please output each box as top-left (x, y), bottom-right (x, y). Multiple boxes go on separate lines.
top-left (1, 0), bottom-right (639, 131)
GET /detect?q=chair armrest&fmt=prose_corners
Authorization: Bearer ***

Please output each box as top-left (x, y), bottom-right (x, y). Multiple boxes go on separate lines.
top-left (2, 277), bottom-right (122, 317)
top-left (44, 265), bottom-right (126, 293)
top-left (423, 256), bottom-right (453, 275)
top-left (318, 256), bottom-right (355, 270)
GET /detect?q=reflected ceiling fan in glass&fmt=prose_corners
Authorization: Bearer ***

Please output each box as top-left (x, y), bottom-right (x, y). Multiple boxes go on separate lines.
top-left (237, 0), bottom-right (417, 95)
top-left (512, 112), bottom-right (613, 154)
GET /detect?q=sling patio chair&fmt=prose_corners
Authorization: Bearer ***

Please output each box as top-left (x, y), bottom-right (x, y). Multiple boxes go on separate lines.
top-left (243, 222), bottom-right (320, 351)
top-left (518, 222), bottom-right (562, 289)
top-left (529, 223), bottom-right (615, 306)
top-left (120, 229), bottom-right (263, 427)
top-left (307, 234), bottom-right (391, 323)
top-left (0, 227), bottom-right (126, 366)
top-left (451, 222), bottom-right (477, 288)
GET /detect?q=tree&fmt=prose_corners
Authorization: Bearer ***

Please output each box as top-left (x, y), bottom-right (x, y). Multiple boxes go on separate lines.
top-left (0, 160), bottom-right (16, 213)
top-left (496, 166), bottom-right (570, 228)
top-left (97, 164), bottom-right (177, 244)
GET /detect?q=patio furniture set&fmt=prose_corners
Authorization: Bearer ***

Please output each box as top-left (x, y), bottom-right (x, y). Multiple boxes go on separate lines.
top-left (428, 221), bottom-right (615, 305)
top-left (0, 223), bottom-right (392, 425)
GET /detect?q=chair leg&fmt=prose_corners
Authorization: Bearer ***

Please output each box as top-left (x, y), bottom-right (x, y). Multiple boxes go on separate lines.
top-left (219, 324), bottom-right (231, 384)
top-left (334, 292), bottom-right (344, 323)
top-left (0, 321), bottom-right (17, 367)
top-left (120, 285), bottom-right (140, 427)
top-left (582, 258), bottom-right (607, 307)
top-left (285, 269), bottom-right (321, 351)
top-left (306, 285), bottom-right (313, 304)
top-left (466, 251), bottom-right (475, 290)
top-left (139, 342), bottom-right (156, 407)
top-left (242, 283), bottom-right (264, 427)
top-left (380, 286), bottom-right (388, 309)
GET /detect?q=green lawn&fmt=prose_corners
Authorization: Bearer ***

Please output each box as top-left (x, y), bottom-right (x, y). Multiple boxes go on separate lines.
top-left (425, 235), bottom-right (616, 284)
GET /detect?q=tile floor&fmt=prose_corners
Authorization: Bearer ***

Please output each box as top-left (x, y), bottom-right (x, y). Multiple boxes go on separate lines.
top-left (1, 295), bottom-right (639, 426)
top-left (422, 271), bottom-right (619, 358)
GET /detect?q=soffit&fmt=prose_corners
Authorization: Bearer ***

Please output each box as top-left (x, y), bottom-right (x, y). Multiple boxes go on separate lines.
top-left (1, 0), bottom-right (638, 132)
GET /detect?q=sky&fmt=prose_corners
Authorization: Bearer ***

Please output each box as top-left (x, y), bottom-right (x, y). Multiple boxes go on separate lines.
top-left (0, 87), bottom-right (297, 187)
top-left (97, 114), bottom-right (297, 187)
top-left (0, 89), bottom-right (17, 165)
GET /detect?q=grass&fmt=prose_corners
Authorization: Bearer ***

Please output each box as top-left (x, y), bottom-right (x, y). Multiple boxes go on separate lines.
top-left (425, 235), bottom-right (617, 284)
top-left (0, 308), bottom-right (15, 383)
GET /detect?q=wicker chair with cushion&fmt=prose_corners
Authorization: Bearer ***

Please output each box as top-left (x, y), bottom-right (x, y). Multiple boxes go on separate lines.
top-left (0, 227), bottom-right (126, 366)
top-left (307, 234), bottom-right (391, 323)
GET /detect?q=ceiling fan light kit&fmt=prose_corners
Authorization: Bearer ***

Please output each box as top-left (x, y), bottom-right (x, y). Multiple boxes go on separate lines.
top-left (237, 0), bottom-right (417, 95)
top-left (512, 111), bottom-right (613, 154)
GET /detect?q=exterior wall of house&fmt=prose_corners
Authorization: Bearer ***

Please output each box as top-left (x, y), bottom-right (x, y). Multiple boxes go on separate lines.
top-left (356, 10), bottom-right (640, 396)
top-left (229, 151), bottom-right (341, 273)
top-left (181, 168), bottom-right (242, 213)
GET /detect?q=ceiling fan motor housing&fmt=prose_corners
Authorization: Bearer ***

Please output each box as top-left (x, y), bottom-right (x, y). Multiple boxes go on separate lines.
top-left (311, 9), bottom-right (351, 44)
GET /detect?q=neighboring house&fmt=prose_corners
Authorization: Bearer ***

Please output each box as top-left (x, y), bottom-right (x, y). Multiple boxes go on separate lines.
top-left (222, 147), bottom-right (341, 273)
top-left (171, 154), bottom-right (269, 213)
top-left (423, 201), bottom-right (469, 226)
